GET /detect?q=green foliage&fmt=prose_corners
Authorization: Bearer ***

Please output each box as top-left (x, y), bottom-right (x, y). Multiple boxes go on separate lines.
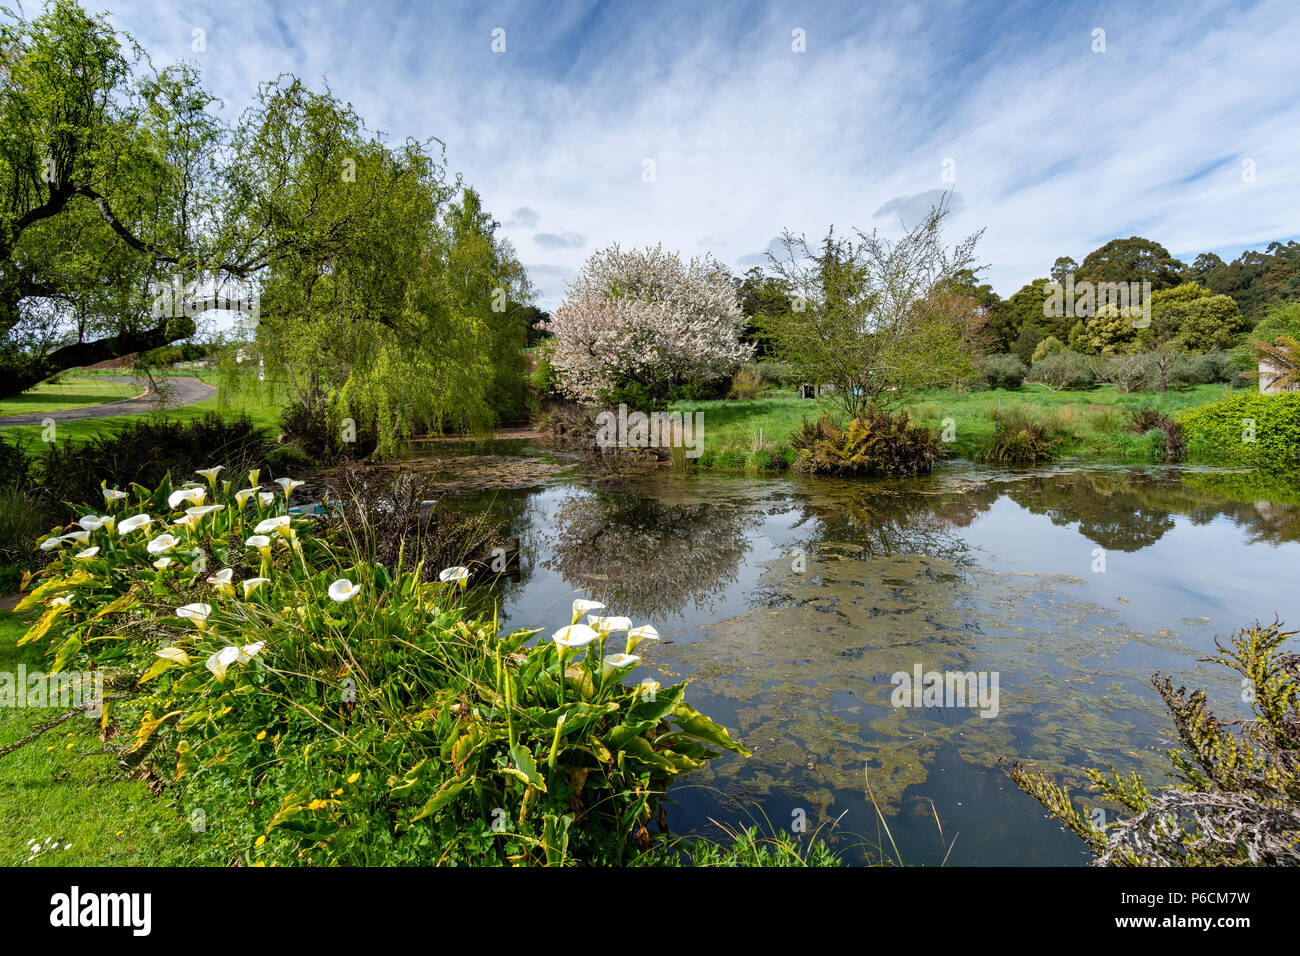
top-left (277, 402), bottom-right (378, 464)
top-left (1029, 351), bottom-right (1095, 391)
top-left (33, 413), bottom-right (275, 509)
top-left (1031, 335), bottom-right (1066, 363)
top-left (727, 365), bottom-right (765, 400)
top-left (979, 407), bottom-right (1060, 465)
top-left (678, 827), bottom-right (845, 867)
top-left (1011, 620), bottom-right (1300, 865)
top-left (1170, 351), bottom-right (1239, 387)
top-left (1179, 392), bottom-right (1300, 468)
top-left (979, 353), bottom-right (1027, 390)
top-left (1078, 236), bottom-right (1187, 290)
top-left (11, 475), bottom-right (749, 866)
top-left (790, 408), bottom-right (941, 477)
top-left (1127, 407), bottom-right (1186, 462)
top-left (1145, 282), bottom-right (1246, 352)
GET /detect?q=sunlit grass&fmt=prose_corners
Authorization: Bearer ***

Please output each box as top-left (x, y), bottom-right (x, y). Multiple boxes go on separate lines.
top-left (0, 377), bottom-right (141, 417)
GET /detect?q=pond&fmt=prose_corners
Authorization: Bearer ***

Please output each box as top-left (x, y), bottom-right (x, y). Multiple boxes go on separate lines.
top-left (440, 457), bottom-right (1300, 865)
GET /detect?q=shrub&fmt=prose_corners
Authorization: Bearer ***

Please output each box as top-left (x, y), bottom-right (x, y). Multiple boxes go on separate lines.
top-left (1128, 407), bottom-right (1187, 462)
top-left (1031, 335), bottom-right (1066, 363)
top-left (0, 485), bottom-right (57, 568)
top-left (790, 408), bottom-right (941, 477)
top-left (11, 475), bottom-right (749, 866)
top-left (278, 402), bottom-right (379, 463)
top-left (727, 365), bottom-right (765, 400)
top-left (754, 361), bottom-right (796, 388)
top-left (34, 414), bottom-right (276, 510)
top-left (1170, 351), bottom-right (1237, 387)
top-left (979, 354), bottom-right (1027, 390)
top-left (980, 407), bottom-right (1060, 465)
top-left (1093, 352), bottom-right (1156, 393)
top-left (0, 434), bottom-right (30, 490)
top-left (1011, 619), bottom-right (1300, 865)
top-left (1179, 392), bottom-right (1300, 468)
top-left (1029, 351), bottom-right (1095, 391)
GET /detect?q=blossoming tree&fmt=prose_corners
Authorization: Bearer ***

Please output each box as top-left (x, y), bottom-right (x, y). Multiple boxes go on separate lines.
top-left (538, 244), bottom-right (753, 404)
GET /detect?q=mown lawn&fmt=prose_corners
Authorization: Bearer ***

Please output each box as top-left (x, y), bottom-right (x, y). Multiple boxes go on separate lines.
top-left (0, 377), bottom-right (142, 417)
top-left (1, 376), bottom-right (288, 452)
top-left (0, 610), bottom-right (194, 865)
top-left (670, 383), bottom-right (1240, 469)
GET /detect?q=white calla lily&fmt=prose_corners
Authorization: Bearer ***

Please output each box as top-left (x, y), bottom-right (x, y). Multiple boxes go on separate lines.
top-left (196, 466), bottom-right (224, 485)
top-left (241, 577), bottom-right (270, 599)
top-left (571, 599), bottom-right (605, 625)
top-left (205, 645), bottom-right (240, 680)
top-left (601, 653), bottom-right (641, 677)
top-left (587, 615), bottom-right (632, 633)
top-left (155, 647), bottom-right (191, 665)
top-left (328, 579), bottom-right (360, 603)
top-left (438, 566), bottom-right (470, 587)
top-left (61, 531), bottom-right (91, 544)
top-left (257, 492), bottom-right (275, 507)
top-left (237, 641), bottom-right (265, 664)
top-left (168, 488), bottom-right (205, 509)
top-left (206, 568), bottom-right (235, 595)
top-left (176, 603), bottom-right (212, 628)
top-left (552, 624), bottom-right (599, 649)
top-left (235, 487), bottom-right (260, 509)
top-left (73, 546), bottom-right (100, 560)
top-left (254, 515), bottom-right (291, 536)
top-left (153, 557), bottom-right (175, 569)
top-left (38, 537), bottom-right (63, 551)
top-left (78, 515), bottom-right (109, 532)
top-left (186, 505), bottom-right (223, 519)
top-left (626, 624), bottom-right (661, 654)
top-left (146, 533), bottom-right (179, 555)
top-left (275, 477), bottom-right (304, 500)
top-left (117, 514), bottom-right (153, 536)
top-left (102, 488), bottom-right (127, 507)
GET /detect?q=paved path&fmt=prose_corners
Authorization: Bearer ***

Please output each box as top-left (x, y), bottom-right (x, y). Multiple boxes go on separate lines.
top-left (0, 375), bottom-right (217, 426)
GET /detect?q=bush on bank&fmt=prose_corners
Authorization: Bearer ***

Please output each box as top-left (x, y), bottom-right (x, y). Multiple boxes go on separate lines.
top-left (1178, 392), bottom-right (1300, 468)
top-left (13, 472), bottom-right (749, 866)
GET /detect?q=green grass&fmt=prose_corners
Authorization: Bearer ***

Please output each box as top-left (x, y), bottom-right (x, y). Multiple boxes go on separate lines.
top-left (1, 375), bottom-right (288, 452)
top-left (670, 383), bottom-right (1238, 469)
top-left (0, 377), bottom-right (141, 417)
top-left (0, 610), bottom-right (195, 865)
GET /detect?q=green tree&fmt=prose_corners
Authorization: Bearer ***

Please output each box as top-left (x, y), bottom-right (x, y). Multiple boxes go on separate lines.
top-left (1145, 282), bottom-right (1245, 353)
top-left (1078, 236), bottom-right (1187, 290)
top-left (756, 198), bottom-right (983, 417)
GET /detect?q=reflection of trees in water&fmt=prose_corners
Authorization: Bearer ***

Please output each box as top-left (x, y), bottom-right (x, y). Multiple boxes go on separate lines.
top-left (1004, 473), bottom-right (1177, 552)
top-left (795, 483), bottom-right (996, 564)
top-left (543, 490), bottom-right (757, 619)
top-left (1002, 471), bottom-right (1300, 553)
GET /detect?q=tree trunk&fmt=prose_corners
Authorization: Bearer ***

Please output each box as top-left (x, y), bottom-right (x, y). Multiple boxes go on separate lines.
top-left (0, 315), bottom-right (196, 398)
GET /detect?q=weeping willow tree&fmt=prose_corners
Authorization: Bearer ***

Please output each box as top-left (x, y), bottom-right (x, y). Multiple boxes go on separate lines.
top-left (237, 78), bottom-right (533, 458)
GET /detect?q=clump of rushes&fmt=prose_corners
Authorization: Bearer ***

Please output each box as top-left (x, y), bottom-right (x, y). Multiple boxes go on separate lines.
top-left (13, 471), bottom-right (749, 866)
top-left (980, 406), bottom-right (1060, 466)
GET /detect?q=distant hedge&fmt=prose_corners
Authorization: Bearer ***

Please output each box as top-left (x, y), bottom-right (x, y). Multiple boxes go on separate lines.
top-left (1178, 392), bottom-right (1300, 467)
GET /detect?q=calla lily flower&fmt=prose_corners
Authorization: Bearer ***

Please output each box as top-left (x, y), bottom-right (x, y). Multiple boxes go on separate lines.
top-left (571, 599), bottom-right (605, 625)
top-left (245, 533), bottom-right (272, 557)
top-left (196, 466), bottom-right (224, 486)
top-left (438, 566), bottom-right (470, 588)
top-left (61, 531), bottom-right (91, 544)
top-left (51, 594), bottom-right (72, 608)
top-left (552, 624), bottom-right (599, 649)
top-left (254, 515), bottom-right (291, 536)
top-left (155, 647), bottom-right (191, 665)
top-left (205, 645), bottom-right (240, 680)
top-left (168, 488), bottom-right (206, 509)
top-left (146, 533), bottom-right (179, 555)
top-left (102, 488), bottom-right (127, 508)
top-left (117, 514), bottom-right (153, 536)
top-left (185, 505), bottom-right (224, 523)
top-left (38, 537), bottom-right (63, 551)
top-left (176, 603), bottom-right (212, 628)
top-left (235, 487), bottom-right (260, 509)
top-left (73, 546), bottom-right (100, 560)
top-left (241, 577), bottom-right (270, 599)
top-left (206, 568), bottom-right (236, 595)
top-left (275, 477), bottom-right (304, 501)
top-left (248, 469), bottom-right (260, 488)
top-left (587, 615), bottom-right (632, 633)
top-left (328, 579), bottom-right (360, 603)
top-left (601, 653), bottom-right (641, 678)
top-left (153, 557), bottom-right (175, 569)
top-left (626, 624), bottom-right (660, 654)
top-left (78, 515), bottom-right (109, 532)
top-left (257, 492), bottom-right (275, 507)
top-left (171, 513), bottom-right (200, 531)
top-left (637, 679), bottom-right (661, 702)
top-left (237, 641), bottom-right (265, 664)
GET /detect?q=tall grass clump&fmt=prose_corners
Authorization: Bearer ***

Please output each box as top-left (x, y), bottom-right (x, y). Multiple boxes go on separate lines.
top-left (790, 408), bottom-right (941, 477)
top-left (980, 406), bottom-right (1060, 465)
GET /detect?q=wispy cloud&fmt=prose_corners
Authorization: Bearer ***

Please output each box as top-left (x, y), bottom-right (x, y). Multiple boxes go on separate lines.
top-left (105, 0), bottom-right (1300, 307)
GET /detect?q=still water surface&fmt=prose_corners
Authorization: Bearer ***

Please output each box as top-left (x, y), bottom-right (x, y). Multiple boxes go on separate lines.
top-left (449, 462), bottom-right (1300, 865)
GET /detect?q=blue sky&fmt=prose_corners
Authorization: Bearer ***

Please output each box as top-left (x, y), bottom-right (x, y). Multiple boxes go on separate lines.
top-left (95, 0), bottom-right (1300, 308)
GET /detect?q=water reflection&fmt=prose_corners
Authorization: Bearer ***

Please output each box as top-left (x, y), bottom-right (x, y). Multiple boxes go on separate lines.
top-left (464, 464), bottom-right (1300, 865)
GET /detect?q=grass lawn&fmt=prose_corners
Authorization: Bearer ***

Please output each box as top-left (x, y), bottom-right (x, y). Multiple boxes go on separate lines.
top-left (1, 376), bottom-right (288, 451)
top-left (0, 377), bottom-right (142, 417)
top-left (0, 610), bottom-right (194, 865)
top-left (670, 383), bottom-right (1241, 469)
